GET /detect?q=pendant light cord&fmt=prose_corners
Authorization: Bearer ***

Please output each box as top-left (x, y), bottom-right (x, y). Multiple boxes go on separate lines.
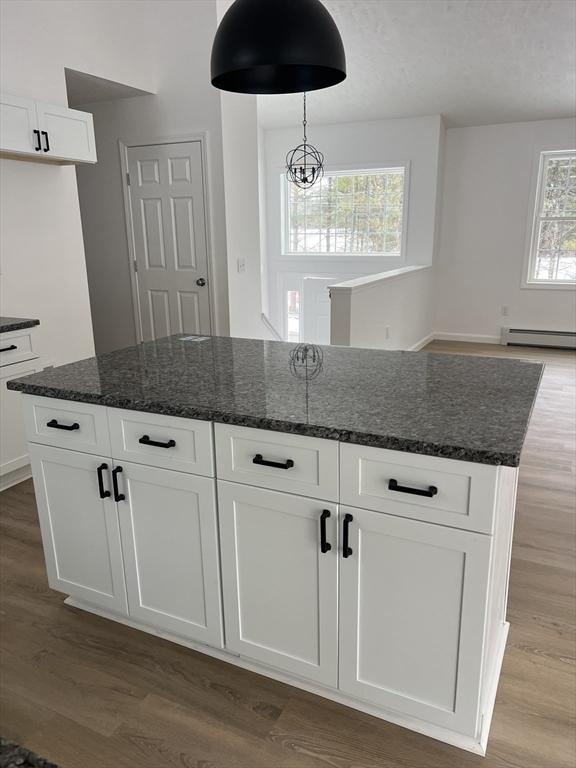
top-left (302, 92), bottom-right (307, 146)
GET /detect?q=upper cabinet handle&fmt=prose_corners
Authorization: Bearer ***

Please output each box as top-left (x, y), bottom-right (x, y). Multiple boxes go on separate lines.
top-left (33, 129), bottom-right (41, 151)
top-left (47, 418), bottom-right (80, 431)
top-left (0, 344), bottom-right (17, 352)
top-left (388, 479), bottom-right (438, 498)
top-left (320, 509), bottom-right (332, 554)
top-left (112, 466), bottom-right (125, 502)
top-left (252, 453), bottom-right (295, 470)
top-left (41, 130), bottom-right (50, 152)
top-left (139, 434), bottom-right (176, 449)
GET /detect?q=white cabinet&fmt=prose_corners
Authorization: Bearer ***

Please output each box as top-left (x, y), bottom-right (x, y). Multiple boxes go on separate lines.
top-left (1, 359), bottom-right (41, 483)
top-left (117, 461), bottom-right (223, 647)
top-left (338, 505), bottom-right (492, 736)
top-left (0, 92), bottom-right (96, 164)
top-left (28, 443), bottom-right (127, 614)
top-left (218, 480), bottom-right (339, 686)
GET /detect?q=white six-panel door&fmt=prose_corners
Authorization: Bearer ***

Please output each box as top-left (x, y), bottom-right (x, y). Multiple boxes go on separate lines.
top-left (338, 505), bottom-right (492, 735)
top-left (218, 481), bottom-right (338, 686)
top-left (127, 141), bottom-right (211, 341)
top-left (117, 461), bottom-right (223, 647)
top-left (28, 444), bottom-right (127, 613)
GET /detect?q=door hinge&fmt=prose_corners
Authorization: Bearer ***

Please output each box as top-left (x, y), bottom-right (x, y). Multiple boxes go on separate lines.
top-left (133, 260), bottom-right (138, 272)
top-left (126, 172), bottom-right (131, 186)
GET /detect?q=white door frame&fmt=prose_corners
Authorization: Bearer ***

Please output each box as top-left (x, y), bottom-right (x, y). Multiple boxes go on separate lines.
top-left (119, 133), bottom-right (217, 343)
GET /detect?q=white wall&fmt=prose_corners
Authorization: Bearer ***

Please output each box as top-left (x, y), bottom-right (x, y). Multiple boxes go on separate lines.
top-left (76, 0), bottom-right (229, 353)
top-left (330, 266), bottom-right (434, 351)
top-left (261, 114), bottom-right (444, 334)
top-left (0, 0), bottom-right (159, 366)
top-left (435, 118), bottom-right (576, 341)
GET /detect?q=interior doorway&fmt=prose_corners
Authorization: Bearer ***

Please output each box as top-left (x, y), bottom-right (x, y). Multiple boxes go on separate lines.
top-left (122, 140), bottom-right (212, 342)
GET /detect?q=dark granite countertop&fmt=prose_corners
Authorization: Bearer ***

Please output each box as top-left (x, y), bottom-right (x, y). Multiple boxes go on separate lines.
top-left (0, 316), bottom-right (40, 333)
top-left (6, 335), bottom-right (543, 466)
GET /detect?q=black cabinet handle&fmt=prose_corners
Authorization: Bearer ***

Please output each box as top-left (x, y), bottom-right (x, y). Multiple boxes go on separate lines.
top-left (41, 130), bottom-right (50, 152)
top-left (388, 478), bottom-right (438, 498)
top-left (320, 510), bottom-right (331, 554)
top-left (343, 513), bottom-right (353, 558)
top-left (33, 129), bottom-right (41, 151)
top-left (252, 453), bottom-right (294, 470)
top-left (112, 466), bottom-right (125, 502)
top-left (96, 463), bottom-right (111, 499)
top-left (0, 344), bottom-right (17, 352)
top-left (139, 434), bottom-right (176, 449)
top-left (47, 418), bottom-right (80, 431)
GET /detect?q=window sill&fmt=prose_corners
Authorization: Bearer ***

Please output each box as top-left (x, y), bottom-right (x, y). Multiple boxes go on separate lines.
top-left (521, 280), bottom-right (576, 291)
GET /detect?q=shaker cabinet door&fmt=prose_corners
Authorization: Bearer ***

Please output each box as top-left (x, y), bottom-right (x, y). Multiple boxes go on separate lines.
top-left (0, 93), bottom-right (37, 155)
top-left (218, 481), bottom-right (338, 686)
top-left (338, 505), bottom-right (491, 736)
top-left (29, 443), bottom-right (127, 614)
top-left (35, 102), bottom-right (97, 163)
top-left (117, 461), bottom-right (223, 647)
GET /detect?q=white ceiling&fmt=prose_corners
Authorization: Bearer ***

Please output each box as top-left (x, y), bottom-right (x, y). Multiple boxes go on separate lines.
top-left (258, 0), bottom-right (576, 129)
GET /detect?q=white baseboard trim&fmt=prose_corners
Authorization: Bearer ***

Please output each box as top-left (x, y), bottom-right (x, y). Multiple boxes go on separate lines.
top-left (65, 596), bottom-right (489, 755)
top-left (0, 465), bottom-right (31, 492)
top-left (407, 333), bottom-right (435, 352)
top-left (433, 332), bottom-right (501, 345)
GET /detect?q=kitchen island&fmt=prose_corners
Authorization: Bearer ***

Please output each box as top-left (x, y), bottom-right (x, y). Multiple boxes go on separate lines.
top-left (7, 335), bottom-right (543, 755)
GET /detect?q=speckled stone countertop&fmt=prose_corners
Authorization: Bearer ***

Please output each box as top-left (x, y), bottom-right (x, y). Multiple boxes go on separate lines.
top-left (7, 335), bottom-right (543, 466)
top-left (0, 316), bottom-right (40, 333)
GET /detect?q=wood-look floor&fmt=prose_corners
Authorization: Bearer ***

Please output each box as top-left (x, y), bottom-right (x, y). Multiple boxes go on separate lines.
top-left (0, 341), bottom-right (574, 768)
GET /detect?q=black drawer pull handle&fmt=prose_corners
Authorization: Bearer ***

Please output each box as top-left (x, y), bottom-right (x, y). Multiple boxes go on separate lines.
top-left (139, 434), bottom-right (176, 449)
top-left (33, 129), bottom-right (41, 151)
top-left (320, 510), bottom-right (331, 554)
top-left (96, 463), bottom-right (111, 499)
top-left (388, 479), bottom-right (438, 498)
top-left (253, 453), bottom-right (294, 470)
top-left (47, 418), bottom-right (80, 431)
top-left (41, 130), bottom-right (50, 152)
top-left (343, 513), bottom-right (353, 558)
top-left (112, 466), bottom-right (125, 502)
top-left (0, 344), bottom-right (17, 352)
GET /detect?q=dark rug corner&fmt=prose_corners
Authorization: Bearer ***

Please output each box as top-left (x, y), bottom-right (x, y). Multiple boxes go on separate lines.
top-left (0, 738), bottom-right (60, 768)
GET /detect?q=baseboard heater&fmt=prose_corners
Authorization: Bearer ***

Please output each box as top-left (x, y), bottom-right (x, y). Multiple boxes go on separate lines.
top-left (500, 327), bottom-right (576, 349)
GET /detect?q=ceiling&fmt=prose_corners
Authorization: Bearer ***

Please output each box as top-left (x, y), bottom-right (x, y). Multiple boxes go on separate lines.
top-left (257, 0), bottom-right (576, 129)
top-left (65, 69), bottom-right (152, 108)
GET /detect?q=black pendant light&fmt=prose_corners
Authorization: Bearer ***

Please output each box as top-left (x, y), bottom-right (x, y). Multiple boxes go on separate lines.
top-left (211, 0), bottom-right (346, 94)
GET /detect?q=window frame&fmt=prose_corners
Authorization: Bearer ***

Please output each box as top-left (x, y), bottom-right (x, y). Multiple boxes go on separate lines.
top-left (523, 149), bottom-right (576, 290)
top-left (281, 164), bottom-right (410, 261)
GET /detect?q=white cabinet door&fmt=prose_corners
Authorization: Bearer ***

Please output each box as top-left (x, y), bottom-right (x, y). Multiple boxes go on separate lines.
top-left (117, 461), bottom-right (223, 647)
top-left (1, 359), bottom-right (40, 479)
top-left (339, 505), bottom-right (491, 736)
top-left (35, 102), bottom-right (96, 163)
top-left (29, 444), bottom-right (127, 614)
top-left (218, 481), bottom-right (338, 686)
top-left (0, 93), bottom-right (37, 155)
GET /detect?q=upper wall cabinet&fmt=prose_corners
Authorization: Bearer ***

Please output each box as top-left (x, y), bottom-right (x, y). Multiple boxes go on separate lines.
top-left (0, 93), bottom-right (97, 164)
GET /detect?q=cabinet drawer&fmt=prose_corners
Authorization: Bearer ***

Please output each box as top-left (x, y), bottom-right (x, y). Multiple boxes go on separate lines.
top-left (0, 330), bottom-right (37, 367)
top-left (215, 424), bottom-right (338, 501)
top-left (108, 409), bottom-right (214, 477)
top-left (340, 444), bottom-right (498, 534)
top-left (22, 396), bottom-right (110, 456)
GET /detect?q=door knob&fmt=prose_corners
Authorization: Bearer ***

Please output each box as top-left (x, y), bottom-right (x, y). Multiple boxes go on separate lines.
top-left (196, 278), bottom-right (206, 287)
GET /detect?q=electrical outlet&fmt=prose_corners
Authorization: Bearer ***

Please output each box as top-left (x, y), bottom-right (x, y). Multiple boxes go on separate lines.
top-left (501, 305), bottom-right (509, 317)
top-left (237, 258), bottom-right (246, 274)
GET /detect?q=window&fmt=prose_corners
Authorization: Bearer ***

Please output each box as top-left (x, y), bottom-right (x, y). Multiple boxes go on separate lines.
top-left (284, 168), bottom-right (406, 256)
top-left (527, 151), bottom-right (576, 285)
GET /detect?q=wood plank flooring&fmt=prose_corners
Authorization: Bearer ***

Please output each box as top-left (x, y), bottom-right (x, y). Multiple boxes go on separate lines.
top-left (1, 341), bottom-right (574, 768)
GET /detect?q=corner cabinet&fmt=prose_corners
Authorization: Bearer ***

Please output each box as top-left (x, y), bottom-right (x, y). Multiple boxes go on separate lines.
top-left (19, 396), bottom-right (519, 756)
top-left (0, 93), bottom-right (96, 164)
